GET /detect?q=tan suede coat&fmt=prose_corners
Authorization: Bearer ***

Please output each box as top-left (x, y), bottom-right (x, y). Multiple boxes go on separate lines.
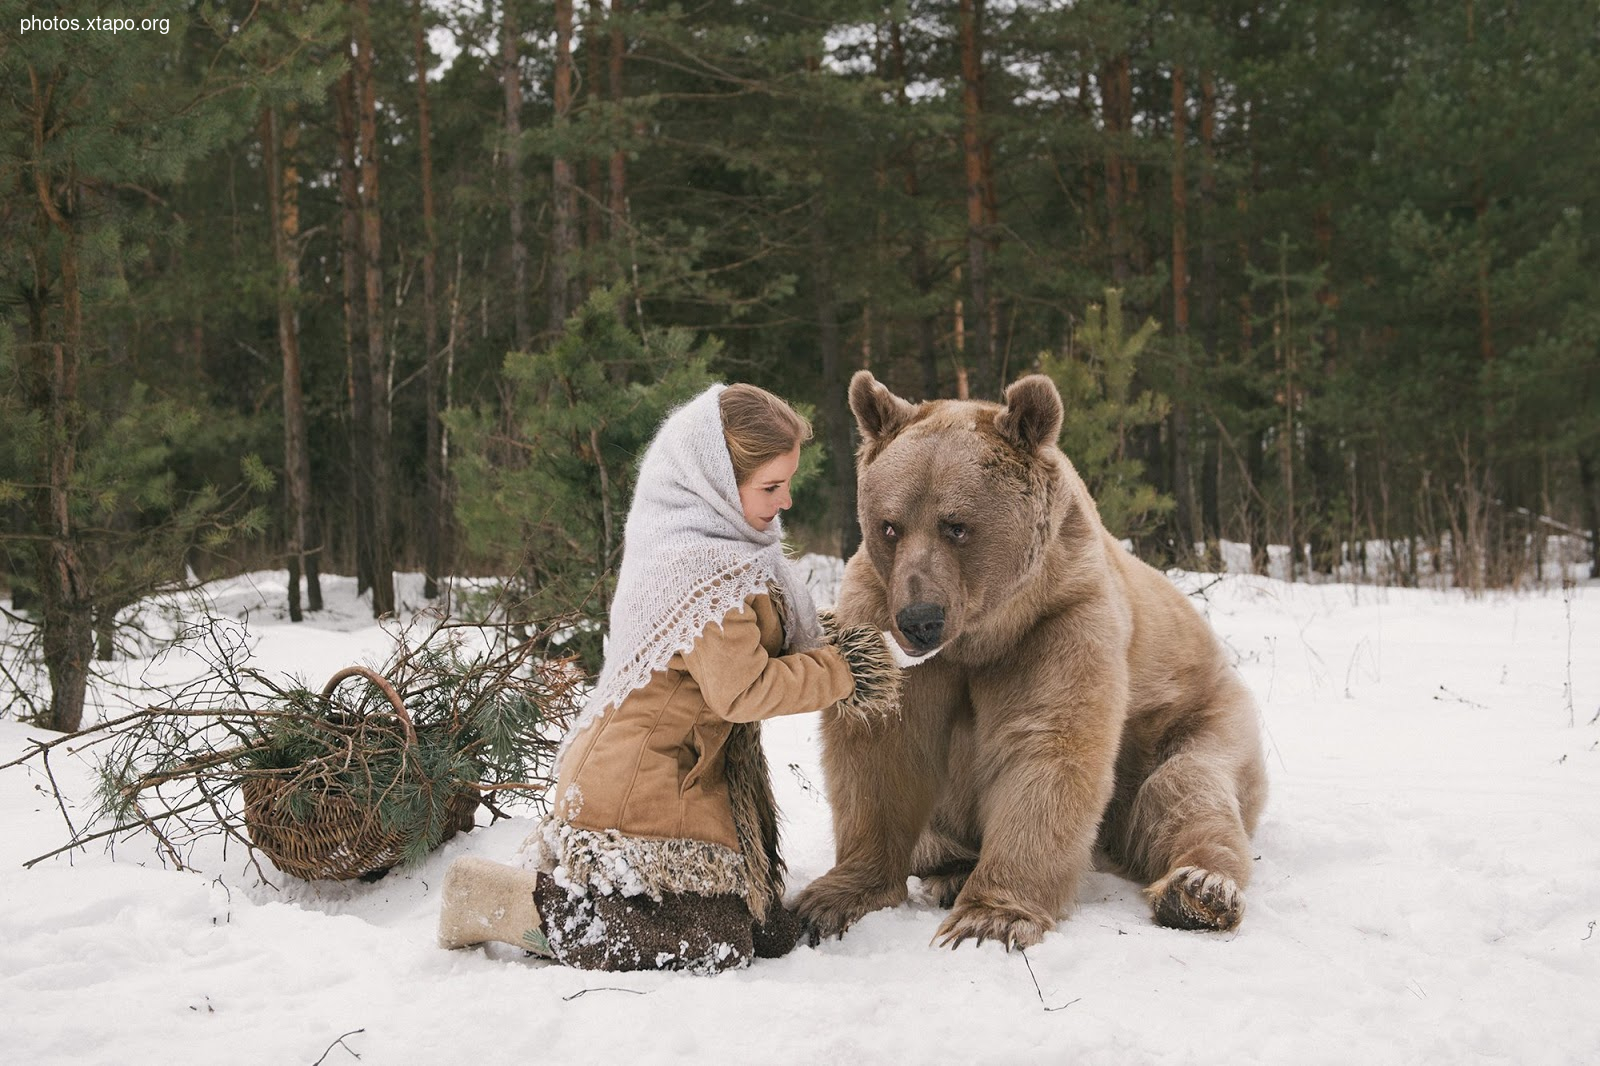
top-left (552, 591), bottom-right (854, 854)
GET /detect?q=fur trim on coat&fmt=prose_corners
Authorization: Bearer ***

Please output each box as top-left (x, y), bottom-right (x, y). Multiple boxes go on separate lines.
top-left (724, 720), bottom-right (782, 923)
top-left (534, 818), bottom-right (749, 902)
top-left (532, 717), bottom-right (784, 924)
top-left (821, 611), bottom-right (904, 727)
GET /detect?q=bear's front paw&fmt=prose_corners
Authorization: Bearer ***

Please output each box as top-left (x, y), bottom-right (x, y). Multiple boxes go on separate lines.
top-left (793, 871), bottom-right (907, 945)
top-left (934, 896), bottom-right (1053, 951)
top-left (1146, 866), bottom-right (1243, 931)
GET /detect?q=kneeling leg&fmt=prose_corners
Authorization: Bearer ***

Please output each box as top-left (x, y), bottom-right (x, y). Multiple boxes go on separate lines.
top-left (535, 875), bottom-right (755, 972)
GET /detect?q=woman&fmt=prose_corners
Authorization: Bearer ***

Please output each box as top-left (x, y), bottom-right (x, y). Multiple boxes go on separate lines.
top-left (438, 383), bottom-right (898, 972)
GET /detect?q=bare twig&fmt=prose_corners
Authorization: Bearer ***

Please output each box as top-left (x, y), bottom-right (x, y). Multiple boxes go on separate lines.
top-left (461, 781), bottom-right (552, 795)
top-left (0, 646), bottom-right (45, 720)
top-left (1183, 573), bottom-right (1228, 602)
top-left (1433, 685), bottom-right (1487, 710)
top-left (22, 797), bottom-right (214, 869)
top-left (562, 987), bottom-right (649, 1001)
top-left (6, 609), bottom-right (582, 880)
top-left (0, 707), bottom-right (264, 772)
top-left (1019, 948), bottom-right (1081, 1012)
top-left (787, 762), bottom-right (820, 798)
top-left (310, 1028), bottom-right (366, 1065)
top-left (38, 746), bottom-right (80, 843)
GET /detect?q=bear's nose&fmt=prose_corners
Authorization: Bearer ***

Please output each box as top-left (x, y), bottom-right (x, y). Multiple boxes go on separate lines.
top-left (896, 603), bottom-right (945, 652)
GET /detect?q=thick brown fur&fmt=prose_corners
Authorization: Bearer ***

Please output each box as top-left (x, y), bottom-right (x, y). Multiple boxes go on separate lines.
top-left (819, 611), bottom-right (905, 726)
top-left (794, 372), bottom-right (1268, 949)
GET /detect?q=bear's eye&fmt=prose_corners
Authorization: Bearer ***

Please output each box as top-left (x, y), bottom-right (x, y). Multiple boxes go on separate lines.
top-left (942, 521), bottom-right (969, 544)
top-left (881, 521), bottom-right (899, 542)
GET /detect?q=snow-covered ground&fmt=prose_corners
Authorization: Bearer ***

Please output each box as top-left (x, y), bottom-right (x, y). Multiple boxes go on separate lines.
top-left (2, 568), bottom-right (1598, 1065)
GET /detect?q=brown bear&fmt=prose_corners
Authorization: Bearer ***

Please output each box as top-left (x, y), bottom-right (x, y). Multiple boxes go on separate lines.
top-left (794, 371), bottom-right (1268, 949)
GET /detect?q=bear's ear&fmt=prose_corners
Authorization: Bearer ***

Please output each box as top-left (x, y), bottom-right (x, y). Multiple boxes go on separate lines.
top-left (849, 370), bottom-right (916, 444)
top-left (995, 374), bottom-right (1064, 453)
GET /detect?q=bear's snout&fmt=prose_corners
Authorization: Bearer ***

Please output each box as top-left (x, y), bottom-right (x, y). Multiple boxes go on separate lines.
top-left (896, 602), bottom-right (946, 652)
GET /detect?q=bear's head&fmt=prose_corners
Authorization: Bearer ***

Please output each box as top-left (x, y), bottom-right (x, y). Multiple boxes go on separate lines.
top-left (849, 371), bottom-right (1069, 658)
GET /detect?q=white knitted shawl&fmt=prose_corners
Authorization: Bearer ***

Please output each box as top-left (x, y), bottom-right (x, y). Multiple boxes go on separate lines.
top-left (564, 384), bottom-right (823, 744)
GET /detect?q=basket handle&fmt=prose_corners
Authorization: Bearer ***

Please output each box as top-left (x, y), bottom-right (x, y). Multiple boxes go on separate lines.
top-left (321, 666), bottom-right (417, 746)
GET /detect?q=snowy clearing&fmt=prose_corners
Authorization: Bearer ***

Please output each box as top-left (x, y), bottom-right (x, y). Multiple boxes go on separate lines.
top-left (2, 569), bottom-right (1598, 1065)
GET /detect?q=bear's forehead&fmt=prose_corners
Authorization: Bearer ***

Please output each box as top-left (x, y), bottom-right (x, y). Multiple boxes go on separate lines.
top-left (911, 402), bottom-right (994, 435)
top-left (865, 418), bottom-right (1032, 512)
top-left (899, 409), bottom-right (1027, 468)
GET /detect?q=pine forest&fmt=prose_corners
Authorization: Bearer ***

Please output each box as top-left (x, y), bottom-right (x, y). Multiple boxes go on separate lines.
top-left (4, 1), bottom-right (1598, 732)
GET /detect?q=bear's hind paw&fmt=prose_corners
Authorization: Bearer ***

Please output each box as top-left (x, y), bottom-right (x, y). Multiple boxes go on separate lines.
top-left (1147, 866), bottom-right (1243, 931)
top-left (917, 869), bottom-right (971, 909)
top-left (913, 854), bottom-right (976, 909)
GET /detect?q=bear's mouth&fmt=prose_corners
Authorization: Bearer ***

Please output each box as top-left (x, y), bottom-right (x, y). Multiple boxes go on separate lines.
top-left (883, 631), bottom-right (942, 668)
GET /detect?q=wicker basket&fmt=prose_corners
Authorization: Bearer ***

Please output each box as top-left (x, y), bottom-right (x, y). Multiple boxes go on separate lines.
top-left (241, 666), bottom-right (479, 882)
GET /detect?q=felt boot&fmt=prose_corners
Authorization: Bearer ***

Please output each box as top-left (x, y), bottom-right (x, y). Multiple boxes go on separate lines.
top-left (437, 856), bottom-right (551, 956)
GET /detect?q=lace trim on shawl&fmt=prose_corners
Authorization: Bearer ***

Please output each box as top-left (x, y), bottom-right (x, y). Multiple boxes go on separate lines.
top-left (562, 558), bottom-right (775, 747)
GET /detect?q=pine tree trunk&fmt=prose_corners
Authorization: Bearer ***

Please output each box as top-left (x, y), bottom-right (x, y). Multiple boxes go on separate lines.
top-left (607, 0), bottom-right (635, 325)
top-left (1307, 198), bottom-right (1339, 576)
top-left (551, 0), bottom-right (579, 332)
top-left (1118, 57), bottom-right (1143, 277)
top-left (502, 0), bottom-right (531, 351)
top-left (292, 26), bottom-right (321, 612)
top-left (1578, 449), bottom-right (1600, 579)
top-left (1237, 100), bottom-right (1260, 557)
top-left (1198, 68), bottom-right (1221, 543)
top-left (37, 327), bottom-right (93, 734)
top-left (584, 0), bottom-right (605, 277)
top-left (607, 0), bottom-right (628, 246)
top-left (981, 121), bottom-right (1001, 384)
top-left (441, 244), bottom-right (466, 607)
top-left (264, 107), bottom-right (318, 621)
top-left (958, 0), bottom-right (995, 398)
top-left (263, 105), bottom-right (299, 622)
top-left (24, 126), bottom-right (94, 731)
top-left (1276, 240), bottom-right (1297, 582)
top-left (1102, 54), bottom-right (1129, 285)
top-left (810, 167), bottom-right (857, 561)
top-left (354, 0), bottom-right (395, 618)
top-left (413, 0), bottom-right (446, 601)
top-left (336, 64), bottom-right (372, 596)
top-left (888, 21), bottom-right (939, 399)
top-left (1170, 65), bottom-right (1199, 557)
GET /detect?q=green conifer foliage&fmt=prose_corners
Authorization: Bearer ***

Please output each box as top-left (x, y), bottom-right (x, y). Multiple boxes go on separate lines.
top-left (1039, 290), bottom-right (1172, 540)
top-left (0, 4), bottom-right (304, 728)
top-left (449, 288), bottom-right (717, 666)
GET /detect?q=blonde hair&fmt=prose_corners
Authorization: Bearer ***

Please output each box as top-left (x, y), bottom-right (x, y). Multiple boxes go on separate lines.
top-left (719, 383), bottom-right (812, 485)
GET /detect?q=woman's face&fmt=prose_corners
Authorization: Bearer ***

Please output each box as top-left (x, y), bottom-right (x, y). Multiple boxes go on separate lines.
top-left (738, 445), bottom-right (800, 532)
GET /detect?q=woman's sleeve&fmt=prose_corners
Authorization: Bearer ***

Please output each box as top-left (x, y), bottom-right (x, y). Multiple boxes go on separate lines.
top-left (681, 601), bottom-right (855, 724)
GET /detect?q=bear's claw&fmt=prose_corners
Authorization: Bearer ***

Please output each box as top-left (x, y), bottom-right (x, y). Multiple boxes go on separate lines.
top-left (793, 872), bottom-right (907, 944)
top-left (1147, 866), bottom-right (1243, 931)
top-left (934, 899), bottom-right (1051, 951)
